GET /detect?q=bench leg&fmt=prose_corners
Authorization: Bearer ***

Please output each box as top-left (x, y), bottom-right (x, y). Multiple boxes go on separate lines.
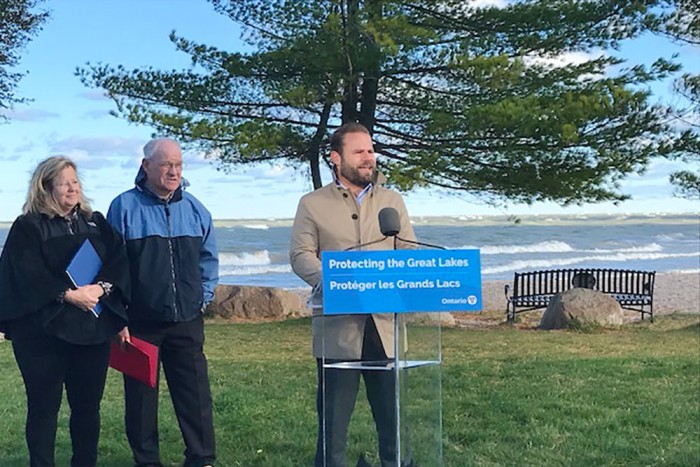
top-left (506, 304), bottom-right (516, 322)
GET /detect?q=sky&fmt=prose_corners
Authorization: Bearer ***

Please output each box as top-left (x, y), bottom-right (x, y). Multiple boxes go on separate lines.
top-left (0, 0), bottom-right (698, 222)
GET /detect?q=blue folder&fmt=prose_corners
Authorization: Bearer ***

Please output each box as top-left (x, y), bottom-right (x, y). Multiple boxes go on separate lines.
top-left (66, 238), bottom-right (103, 317)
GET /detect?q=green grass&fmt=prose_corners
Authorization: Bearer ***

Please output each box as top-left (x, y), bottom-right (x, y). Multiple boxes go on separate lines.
top-left (0, 314), bottom-right (698, 466)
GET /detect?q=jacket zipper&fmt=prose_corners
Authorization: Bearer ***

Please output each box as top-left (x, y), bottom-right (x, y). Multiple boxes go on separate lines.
top-left (65, 213), bottom-right (76, 235)
top-left (165, 203), bottom-right (179, 320)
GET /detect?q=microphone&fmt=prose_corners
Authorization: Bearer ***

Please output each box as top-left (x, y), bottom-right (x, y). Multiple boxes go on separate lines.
top-left (345, 207), bottom-right (399, 251)
top-left (378, 207), bottom-right (401, 237)
top-left (378, 207), bottom-right (446, 250)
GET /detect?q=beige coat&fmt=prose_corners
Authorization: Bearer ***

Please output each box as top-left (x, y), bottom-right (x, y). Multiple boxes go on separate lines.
top-left (290, 178), bottom-right (416, 359)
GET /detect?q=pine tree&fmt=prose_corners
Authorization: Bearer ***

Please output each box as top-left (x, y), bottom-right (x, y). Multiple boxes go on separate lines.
top-left (78, 0), bottom-right (697, 205)
top-left (650, 0), bottom-right (699, 199)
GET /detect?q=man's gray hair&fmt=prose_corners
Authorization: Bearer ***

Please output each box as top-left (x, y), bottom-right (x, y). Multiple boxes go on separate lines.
top-left (143, 138), bottom-right (180, 160)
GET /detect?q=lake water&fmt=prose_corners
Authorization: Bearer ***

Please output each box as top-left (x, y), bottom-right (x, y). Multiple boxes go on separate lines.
top-left (211, 213), bottom-right (699, 290)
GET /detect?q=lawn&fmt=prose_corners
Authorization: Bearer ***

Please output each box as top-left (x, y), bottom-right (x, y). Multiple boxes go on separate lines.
top-left (0, 314), bottom-right (698, 466)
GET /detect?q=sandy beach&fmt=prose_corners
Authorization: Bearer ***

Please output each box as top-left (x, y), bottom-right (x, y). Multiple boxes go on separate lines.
top-left (480, 272), bottom-right (699, 315)
top-left (288, 272), bottom-right (698, 324)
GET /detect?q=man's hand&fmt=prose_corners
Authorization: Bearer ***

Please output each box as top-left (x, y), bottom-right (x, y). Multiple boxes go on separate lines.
top-left (115, 326), bottom-right (131, 349)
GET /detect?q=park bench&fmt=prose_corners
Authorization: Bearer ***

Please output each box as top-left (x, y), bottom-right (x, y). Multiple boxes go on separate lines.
top-left (504, 268), bottom-right (655, 322)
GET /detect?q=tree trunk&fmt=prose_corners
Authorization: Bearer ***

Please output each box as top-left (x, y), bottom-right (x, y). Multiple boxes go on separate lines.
top-left (307, 100), bottom-right (333, 189)
top-left (341, 0), bottom-right (360, 123)
top-left (358, 0), bottom-right (381, 132)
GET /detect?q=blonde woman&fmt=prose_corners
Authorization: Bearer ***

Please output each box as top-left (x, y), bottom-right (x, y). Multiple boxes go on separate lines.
top-left (0, 156), bottom-right (129, 467)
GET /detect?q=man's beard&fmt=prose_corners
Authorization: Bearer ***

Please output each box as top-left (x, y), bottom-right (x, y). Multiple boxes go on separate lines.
top-left (340, 164), bottom-right (374, 188)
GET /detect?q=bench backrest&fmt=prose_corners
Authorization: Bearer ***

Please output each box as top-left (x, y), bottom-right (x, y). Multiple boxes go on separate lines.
top-left (513, 269), bottom-right (655, 297)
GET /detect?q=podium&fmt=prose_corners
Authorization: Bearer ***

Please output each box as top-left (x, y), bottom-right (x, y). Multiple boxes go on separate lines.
top-left (314, 249), bottom-right (481, 466)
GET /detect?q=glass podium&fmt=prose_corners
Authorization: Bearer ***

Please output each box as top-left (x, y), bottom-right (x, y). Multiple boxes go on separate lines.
top-left (312, 290), bottom-right (443, 466)
top-left (314, 247), bottom-right (480, 466)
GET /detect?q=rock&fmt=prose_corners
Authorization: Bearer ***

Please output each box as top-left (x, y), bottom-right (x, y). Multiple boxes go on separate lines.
top-left (539, 288), bottom-right (624, 330)
top-left (207, 285), bottom-right (308, 320)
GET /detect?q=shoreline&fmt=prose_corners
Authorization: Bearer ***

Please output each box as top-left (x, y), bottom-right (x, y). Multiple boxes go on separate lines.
top-left (288, 272), bottom-right (700, 316)
top-left (1, 212), bottom-right (698, 231)
top-left (479, 272), bottom-right (699, 315)
top-left (206, 212), bottom-right (699, 229)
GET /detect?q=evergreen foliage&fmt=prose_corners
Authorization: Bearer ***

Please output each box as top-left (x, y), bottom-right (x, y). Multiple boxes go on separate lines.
top-left (0, 0), bottom-right (48, 116)
top-left (649, 0), bottom-right (699, 199)
top-left (78, 0), bottom-right (698, 205)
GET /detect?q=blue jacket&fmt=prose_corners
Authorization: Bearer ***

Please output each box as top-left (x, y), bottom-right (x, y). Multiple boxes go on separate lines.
top-left (107, 168), bottom-right (218, 323)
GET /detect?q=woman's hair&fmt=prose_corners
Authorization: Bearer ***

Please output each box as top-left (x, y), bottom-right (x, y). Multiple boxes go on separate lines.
top-left (22, 156), bottom-right (92, 217)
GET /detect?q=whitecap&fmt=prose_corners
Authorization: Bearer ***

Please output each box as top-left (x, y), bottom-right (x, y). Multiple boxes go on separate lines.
top-left (220, 264), bottom-right (292, 276)
top-left (467, 241), bottom-right (575, 255)
top-left (219, 250), bottom-right (271, 266)
top-left (482, 251), bottom-right (700, 275)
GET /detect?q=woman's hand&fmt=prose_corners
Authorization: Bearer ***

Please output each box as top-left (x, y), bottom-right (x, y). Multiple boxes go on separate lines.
top-left (64, 284), bottom-right (102, 312)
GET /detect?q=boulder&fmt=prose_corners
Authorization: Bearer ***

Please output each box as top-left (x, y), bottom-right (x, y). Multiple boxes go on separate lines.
top-left (539, 288), bottom-right (624, 330)
top-left (207, 285), bottom-right (308, 320)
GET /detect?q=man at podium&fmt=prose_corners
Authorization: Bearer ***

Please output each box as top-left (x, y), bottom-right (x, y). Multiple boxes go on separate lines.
top-left (290, 122), bottom-right (417, 467)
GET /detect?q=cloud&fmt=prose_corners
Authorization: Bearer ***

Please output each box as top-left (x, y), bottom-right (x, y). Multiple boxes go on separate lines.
top-left (183, 150), bottom-right (218, 170)
top-left (643, 157), bottom-right (694, 176)
top-left (52, 150), bottom-right (113, 170)
top-left (15, 141), bottom-right (38, 153)
top-left (82, 109), bottom-right (114, 120)
top-left (469, 0), bottom-right (506, 7)
top-left (524, 50), bottom-right (605, 70)
top-left (616, 158), bottom-right (689, 199)
top-left (0, 108), bottom-right (60, 122)
top-left (192, 163), bottom-right (305, 194)
top-left (78, 90), bottom-right (112, 101)
top-left (245, 164), bottom-right (296, 180)
top-left (45, 135), bottom-right (145, 170)
top-left (48, 135), bottom-right (144, 158)
top-left (0, 154), bottom-right (22, 162)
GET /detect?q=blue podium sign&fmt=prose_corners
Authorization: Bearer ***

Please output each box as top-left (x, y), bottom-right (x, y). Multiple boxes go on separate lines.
top-left (321, 249), bottom-right (481, 314)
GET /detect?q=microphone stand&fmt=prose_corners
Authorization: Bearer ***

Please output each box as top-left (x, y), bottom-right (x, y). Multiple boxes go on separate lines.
top-left (391, 238), bottom-right (423, 467)
top-left (393, 235), bottom-right (446, 250)
top-left (392, 239), bottom-right (402, 466)
top-left (389, 234), bottom-right (443, 466)
top-left (345, 236), bottom-right (388, 251)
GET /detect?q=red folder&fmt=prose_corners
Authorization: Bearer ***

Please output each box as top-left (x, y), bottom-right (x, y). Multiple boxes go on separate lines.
top-left (109, 337), bottom-right (159, 388)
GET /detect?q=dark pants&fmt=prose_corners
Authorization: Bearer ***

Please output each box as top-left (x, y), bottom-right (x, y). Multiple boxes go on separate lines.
top-left (124, 316), bottom-right (215, 467)
top-left (11, 320), bottom-right (111, 467)
top-left (315, 317), bottom-right (398, 467)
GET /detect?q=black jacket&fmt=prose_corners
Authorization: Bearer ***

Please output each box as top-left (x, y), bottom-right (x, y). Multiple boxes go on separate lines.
top-left (0, 208), bottom-right (129, 345)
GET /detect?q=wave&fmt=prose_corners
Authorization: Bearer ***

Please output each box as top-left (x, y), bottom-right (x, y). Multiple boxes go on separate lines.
top-left (586, 244), bottom-right (663, 253)
top-left (219, 250), bottom-right (292, 276)
top-left (241, 224), bottom-right (270, 230)
top-left (220, 250), bottom-right (271, 266)
top-left (482, 251), bottom-right (700, 275)
top-left (476, 241), bottom-right (574, 254)
top-left (465, 241), bottom-right (663, 255)
top-left (220, 264), bottom-right (292, 276)
top-left (655, 234), bottom-right (700, 244)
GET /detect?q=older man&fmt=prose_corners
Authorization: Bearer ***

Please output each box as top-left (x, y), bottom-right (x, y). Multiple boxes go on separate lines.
top-left (290, 123), bottom-right (417, 467)
top-left (108, 138), bottom-right (218, 467)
